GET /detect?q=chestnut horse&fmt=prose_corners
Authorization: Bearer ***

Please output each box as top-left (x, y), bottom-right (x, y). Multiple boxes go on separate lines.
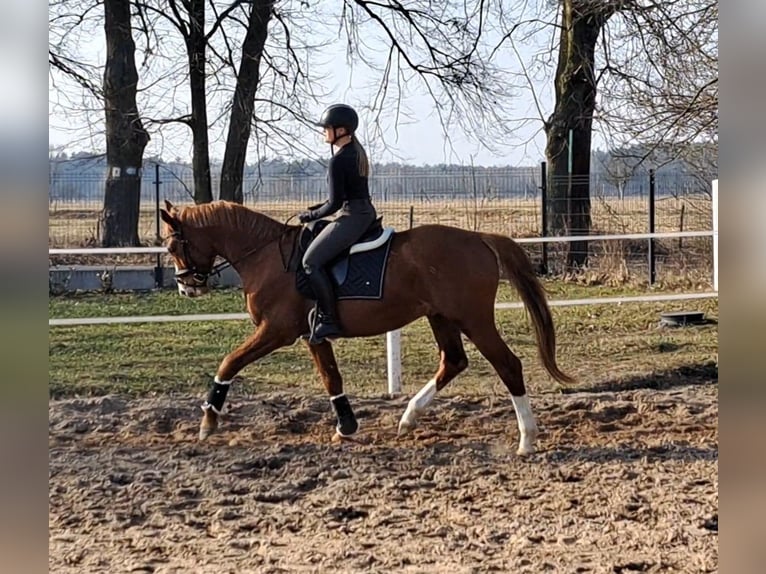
top-left (159, 200), bottom-right (575, 455)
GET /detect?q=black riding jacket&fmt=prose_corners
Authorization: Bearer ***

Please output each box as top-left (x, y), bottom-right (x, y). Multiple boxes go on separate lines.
top-left (308, 144), bottom-right (371, 220)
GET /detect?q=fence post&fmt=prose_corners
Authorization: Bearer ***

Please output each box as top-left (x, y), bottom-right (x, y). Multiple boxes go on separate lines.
top-left (386, 206), bottom-right (413, 396)
top-left (154, 164), bottom-right (163, 289)
top-left (648, 169), bottom-right (656, 285)
top-left (540, 161), bottom-right (548, 274)
top-left (712, 179), bottom-right (718, 291)
top-left (386, 330), bottom-right (402, 396)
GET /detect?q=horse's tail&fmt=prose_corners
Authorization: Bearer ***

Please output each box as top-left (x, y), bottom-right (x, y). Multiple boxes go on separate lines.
top-left (481, 233), bottom-right (577, 385)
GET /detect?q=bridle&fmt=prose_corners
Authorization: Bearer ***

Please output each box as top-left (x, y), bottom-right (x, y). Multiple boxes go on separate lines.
top-left (166, 215), bottom-right (300, 286)
top-left (168, 229), bottom-right (230, 287)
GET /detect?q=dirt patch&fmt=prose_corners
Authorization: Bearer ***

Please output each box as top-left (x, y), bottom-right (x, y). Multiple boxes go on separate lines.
top-left (49, 383), bottom-right (718, 573)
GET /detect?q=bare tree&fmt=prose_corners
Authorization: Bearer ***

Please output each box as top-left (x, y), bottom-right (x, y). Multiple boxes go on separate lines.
top-left (497, 0), bottom-right (717, 269)
top-left (49, 0), bottom-right (106, 150)
top-left (50, 0), bottom-right (150, 245)
top-left (219, 1), bottom-right (274, 203)
top-left (339, 0), bottom-right (515, 159)
top-left (131, 0), bottom-right (298, 204)
top-left (102, 0), bottom-right (150, 246)
top-left (179, 0), bottom-right (214, 204)
top-left (51, 0), bottom-right (523, 211)
top-left (51, 0), bottom-right (718, 256)
top-left (130, 0), bottom-right (332, 204)
top-left (544, 1), bottom-right (620, 268)
top-left (213, 0), bottom-right (516, 202)
top-left (598, 0), bottom-right (718, 177)
top-left (208, 0), bottom-right (511, 201)
top-left (131, 0), bottom-right (257, 204)
top-left (131, 0), bottom-right (216, 204)
top-left (599, 152), bottom-right (638, 200)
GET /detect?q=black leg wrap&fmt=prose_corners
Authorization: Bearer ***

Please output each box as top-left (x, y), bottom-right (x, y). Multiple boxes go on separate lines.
top-left (330, 394), bottom-right (358, 437)
top-left (204, 382), bottom-right (230, 413)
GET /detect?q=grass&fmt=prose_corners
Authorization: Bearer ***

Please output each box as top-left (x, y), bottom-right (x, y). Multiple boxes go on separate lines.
top-left (49, 280), bottom-right (718, 400)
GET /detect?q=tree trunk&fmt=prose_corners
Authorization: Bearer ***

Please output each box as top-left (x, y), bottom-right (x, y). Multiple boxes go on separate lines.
top-left (219, 1), bottom-right (273, 203)
top-left (102, 0), bottom-right (150, 247)
top-left (544, 1), bottom-right (610, 269)
top-left (187, 0), bottom-right (213, 204)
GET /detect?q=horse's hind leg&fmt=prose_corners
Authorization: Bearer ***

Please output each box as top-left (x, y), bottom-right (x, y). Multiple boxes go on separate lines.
top-left (398, 314), bottom-right (468, 436)
top-left (304, 339), bottom-right (359, 440)
top-left (462, 320), bottom-right (538, 456)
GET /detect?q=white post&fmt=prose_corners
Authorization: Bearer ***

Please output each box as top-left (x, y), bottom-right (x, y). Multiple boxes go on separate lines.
top-left (712, 179), bottom-right (718, 292)
top-left (386, 330), bottom-right (402, 395)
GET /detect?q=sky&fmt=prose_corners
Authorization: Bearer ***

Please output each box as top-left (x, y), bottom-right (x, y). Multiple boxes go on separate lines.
top-left (48, 3), bottom-right (573, 167)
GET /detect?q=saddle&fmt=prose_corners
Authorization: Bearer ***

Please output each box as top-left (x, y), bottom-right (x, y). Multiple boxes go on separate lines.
top-left (292, 217), bottom-right (396, 298)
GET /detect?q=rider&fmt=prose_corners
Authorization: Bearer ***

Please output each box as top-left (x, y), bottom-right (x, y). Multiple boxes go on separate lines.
top-left (299, 104), bottom-right (378, 344)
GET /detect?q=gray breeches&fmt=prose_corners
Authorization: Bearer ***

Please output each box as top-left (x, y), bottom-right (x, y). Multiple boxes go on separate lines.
top-left (302, 201), bottom-right (376, 273)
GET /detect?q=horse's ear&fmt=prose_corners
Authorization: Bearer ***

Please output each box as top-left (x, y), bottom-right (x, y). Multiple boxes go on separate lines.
top-left (160, 208), bottom-right (180, 232)
top-left (164, 199), bottom-right (174, 211)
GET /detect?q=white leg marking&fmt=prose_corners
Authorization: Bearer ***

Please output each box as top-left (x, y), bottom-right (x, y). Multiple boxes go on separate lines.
top-left (511, 394), bottom-right (538, 456)
top-left (173, 265), bottom-right (185, 296)
top-left (398, 379), bottom-right (437, 436)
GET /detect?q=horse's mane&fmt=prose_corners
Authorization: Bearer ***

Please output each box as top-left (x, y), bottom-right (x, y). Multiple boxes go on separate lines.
top-left (177, 201), bottom-right (284, 240)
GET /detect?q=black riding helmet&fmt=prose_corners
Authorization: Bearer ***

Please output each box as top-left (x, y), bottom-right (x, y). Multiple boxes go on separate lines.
top-left (316, 104), bottom-right (359, 133)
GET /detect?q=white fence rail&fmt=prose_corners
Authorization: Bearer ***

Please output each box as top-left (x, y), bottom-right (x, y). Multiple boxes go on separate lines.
top-left (49, 181), bottom-right (719, 395)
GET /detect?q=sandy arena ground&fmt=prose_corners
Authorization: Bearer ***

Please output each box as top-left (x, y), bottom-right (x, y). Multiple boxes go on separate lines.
top-left (49, 380), bottom-right (718, 573)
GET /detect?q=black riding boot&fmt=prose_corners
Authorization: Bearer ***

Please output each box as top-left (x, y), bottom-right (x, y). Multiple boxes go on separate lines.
top-left (307, 266), bottom-right (342, 344)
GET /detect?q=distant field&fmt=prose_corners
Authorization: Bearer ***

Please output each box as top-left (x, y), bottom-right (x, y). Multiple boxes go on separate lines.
top-left (48, 196), bottom-right (714, 285)
top-left (49, 196), bottom-right (713, 247)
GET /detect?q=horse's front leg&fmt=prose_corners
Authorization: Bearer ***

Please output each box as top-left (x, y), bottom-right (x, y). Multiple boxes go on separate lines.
top-left (199, 325), bottom-right (291, 440)
top-left (304, 340), bottom-right (359, 440)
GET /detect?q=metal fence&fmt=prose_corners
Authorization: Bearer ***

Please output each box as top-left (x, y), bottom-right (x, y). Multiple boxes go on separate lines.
top-left (48, 162), bottom-right (714, 281)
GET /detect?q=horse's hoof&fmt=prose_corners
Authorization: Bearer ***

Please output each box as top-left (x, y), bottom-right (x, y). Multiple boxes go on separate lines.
top-left (516, 446), bottom-right (536, 457)
top-left (331, 432), bottom-right (351, 444)
top-left (516, 430), bottom-right (538, 456)
top-left (199, 410), bottom-right (219, 441)
top-left (397, 417), bottom-right (417, 437)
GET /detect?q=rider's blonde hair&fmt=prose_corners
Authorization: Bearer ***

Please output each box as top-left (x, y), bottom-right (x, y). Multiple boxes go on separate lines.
top-left (351, 137), bottom-right (370, 178)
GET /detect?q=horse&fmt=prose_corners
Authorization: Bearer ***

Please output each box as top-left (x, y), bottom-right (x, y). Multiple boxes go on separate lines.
top-left (159, 199), bottom-right (575, 456)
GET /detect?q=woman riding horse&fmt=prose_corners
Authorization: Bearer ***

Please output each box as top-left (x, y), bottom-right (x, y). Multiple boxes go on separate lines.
top-left (299, 104), bottom-right (378, 344)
